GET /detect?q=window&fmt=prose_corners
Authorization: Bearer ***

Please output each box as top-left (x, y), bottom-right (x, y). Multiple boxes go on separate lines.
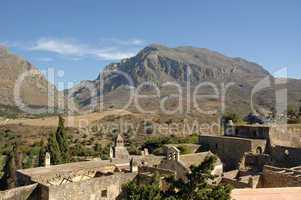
top-left (101, 190), bottom-right (108, 198)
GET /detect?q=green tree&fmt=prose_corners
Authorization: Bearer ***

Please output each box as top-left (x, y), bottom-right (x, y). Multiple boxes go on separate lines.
top-left (47, 133), bottom-right (62, 165)
top-left (222, 112), bottom-right (241, 124)
top-left (122, 156), bottom-right (232, 200)
top-left (38, 139), bottom-right (47, 167)
top-left (122, 173), bottom-right (161, 200)
top-left (55, 116), bottom-right (70, 163)
top-left (166, 156), bottom-right (231, 199)
top-left (0, 143), bottom-right (20, 190)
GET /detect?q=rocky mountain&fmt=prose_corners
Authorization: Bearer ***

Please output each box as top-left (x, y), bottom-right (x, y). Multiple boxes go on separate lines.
top-left (0, 46), bottom-right (58, 116)
top-left (101, 44), bottom-right (270, 91)
top-left (68, 44), bottom-right (301, 116)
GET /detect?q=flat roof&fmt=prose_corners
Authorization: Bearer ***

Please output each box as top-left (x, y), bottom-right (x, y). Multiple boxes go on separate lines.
top-left (17, 159), bottom-right (128, 178)
top-left (231, 187), bottom-right (301, 200)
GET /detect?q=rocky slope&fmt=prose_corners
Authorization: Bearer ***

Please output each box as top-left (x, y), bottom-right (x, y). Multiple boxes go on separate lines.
top-left (0, 46), bottom-right (57, 116)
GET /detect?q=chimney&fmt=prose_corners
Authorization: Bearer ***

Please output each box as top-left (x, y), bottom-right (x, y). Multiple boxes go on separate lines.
top-left (45, 152), bottom-right (51, 167)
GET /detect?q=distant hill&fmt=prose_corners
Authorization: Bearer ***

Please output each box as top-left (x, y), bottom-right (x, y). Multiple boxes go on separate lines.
top-left (0, 46), bottom-right (58, 117)
top-left (68, 44), bottom-right (301, 116)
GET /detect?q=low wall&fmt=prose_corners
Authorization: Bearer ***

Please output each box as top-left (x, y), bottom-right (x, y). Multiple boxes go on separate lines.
top-left (0, 184), bottom-right (38, 200)
top-left (221, 177), bottom-right (250, 188)
top-left (47, 172), bottom-right (136, 200)
top-left (262, 165), bottom-right (301, 188)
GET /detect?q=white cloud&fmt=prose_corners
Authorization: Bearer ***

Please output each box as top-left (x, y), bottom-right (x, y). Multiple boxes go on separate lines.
top-left (101, 38), bottom-right (145, 46)
top-left (36, 57), bottom-right (53, 62)
top-left (93, 50), bottom-right (135, 60)
top-left (29, 38), bottom-right (143, 60)
top-left (30, 38), bottom-right (84, 56)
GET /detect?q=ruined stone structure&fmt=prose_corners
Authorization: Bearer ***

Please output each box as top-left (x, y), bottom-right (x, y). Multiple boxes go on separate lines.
top-left (202, 123), bottom-right (301, 189)
top-left (16, 159), bottom-right (136, 200)
top-left (2, 126), bottom-right (301, 199)
top-left (0, 135), bottom-right (221, 200)
top-left (199, 135), bottom-right (267, 170)
top-left (200, 124), bottom-right (301, 170)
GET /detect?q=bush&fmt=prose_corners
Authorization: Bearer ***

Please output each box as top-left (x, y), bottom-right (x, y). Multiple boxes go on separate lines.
top-left (223, 112), bottom-right (241, 124)
top-left (127, 145), bottom-right (141, 155)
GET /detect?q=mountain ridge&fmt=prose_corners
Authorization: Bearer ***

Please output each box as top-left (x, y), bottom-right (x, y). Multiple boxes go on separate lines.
top-left (67, 44), bottom-right (301, 116)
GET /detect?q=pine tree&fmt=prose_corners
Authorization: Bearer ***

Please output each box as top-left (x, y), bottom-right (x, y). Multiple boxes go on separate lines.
top-left (47, 133), bottom-right (62, 165)
top-left (55, 116), bottom-right (70, 163)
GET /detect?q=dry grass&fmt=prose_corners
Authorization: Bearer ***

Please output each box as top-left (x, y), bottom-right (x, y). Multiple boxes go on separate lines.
top-left (4, 109), bottom-right (139, 128)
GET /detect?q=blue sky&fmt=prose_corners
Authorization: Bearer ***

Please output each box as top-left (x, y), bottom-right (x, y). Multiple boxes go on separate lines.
top-left (1, 0), bottom-right (300, 87)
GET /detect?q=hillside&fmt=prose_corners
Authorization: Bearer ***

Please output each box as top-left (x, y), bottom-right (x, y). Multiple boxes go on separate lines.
top-left (0, 46), bottom-right (58, 117)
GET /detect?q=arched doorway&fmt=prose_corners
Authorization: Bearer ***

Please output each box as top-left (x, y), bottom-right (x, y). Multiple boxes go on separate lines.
top-left (256, 146), bottom-right (263, 154)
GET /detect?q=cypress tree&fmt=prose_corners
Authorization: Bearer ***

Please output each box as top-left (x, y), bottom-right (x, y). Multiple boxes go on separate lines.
top-left (47, 133), bottom-right (62, 165)
top-left (55, 116), bottom-right (70, 163)
top-left (38, 139), bottom-right (46, 167)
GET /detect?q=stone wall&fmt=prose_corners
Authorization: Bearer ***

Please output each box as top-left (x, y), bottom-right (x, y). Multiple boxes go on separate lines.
top-left (0, 184), bottom-right (38, 200)
top-left (270, 145), bottom-right (301, 167)
top-left (262, 165), bottom-right (301, 188)
top-left (199, 135), bottom-right (267, 170)
top-left (138, 166), bottom-right (175, 177)
top-left (269, 125), bottom-right (301, 148)
top-left (46, 173), bottom-right (136, 200)
top-left (159, 160), bottom-right (188, 181)
top-left (232, 126), bottom-right (269, 139)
